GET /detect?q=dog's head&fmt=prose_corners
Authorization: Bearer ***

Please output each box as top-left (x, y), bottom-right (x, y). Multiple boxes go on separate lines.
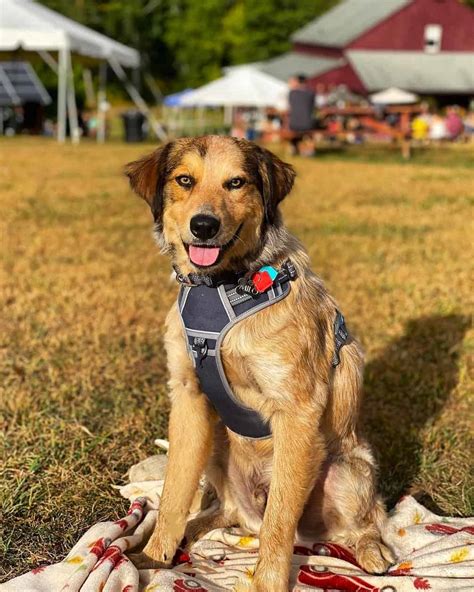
top-left (125, 136), bottom-right (295, 275)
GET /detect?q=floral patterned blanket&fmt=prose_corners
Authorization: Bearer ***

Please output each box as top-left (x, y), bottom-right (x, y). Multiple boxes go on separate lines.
top-left (2, 449), bottom-right (473, 592)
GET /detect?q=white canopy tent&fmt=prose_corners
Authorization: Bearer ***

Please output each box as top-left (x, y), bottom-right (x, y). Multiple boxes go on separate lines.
top-left (0, 0), bottom-right (166, 142)
top-left (370, 87), bottom-right (419, 105)
top-left (181, 68), bottom-right (288, 109)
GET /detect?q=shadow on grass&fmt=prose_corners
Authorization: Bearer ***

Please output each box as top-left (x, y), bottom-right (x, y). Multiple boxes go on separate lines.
top-left (362, 314), bottom-right (469, 510)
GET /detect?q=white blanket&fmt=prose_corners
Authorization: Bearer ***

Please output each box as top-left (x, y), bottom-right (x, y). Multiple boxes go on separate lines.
top-left (2, 450), bottom-right (473, 592)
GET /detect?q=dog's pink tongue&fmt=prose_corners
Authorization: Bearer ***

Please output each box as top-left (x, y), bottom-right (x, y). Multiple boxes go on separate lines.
top-left (189, 245), bottom-right (220, 266)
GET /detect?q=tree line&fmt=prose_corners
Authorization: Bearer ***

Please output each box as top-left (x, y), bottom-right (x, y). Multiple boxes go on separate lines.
top-left (40, 0), bottom-right (339, 91)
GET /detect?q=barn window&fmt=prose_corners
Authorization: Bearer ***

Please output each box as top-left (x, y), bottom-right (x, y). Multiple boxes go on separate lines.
top-left (424, 24), bottom-right (442, 53)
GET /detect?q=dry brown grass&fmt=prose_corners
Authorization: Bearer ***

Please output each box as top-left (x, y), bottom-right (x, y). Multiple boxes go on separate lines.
top-left (0, 137), bottom-right (473, 579)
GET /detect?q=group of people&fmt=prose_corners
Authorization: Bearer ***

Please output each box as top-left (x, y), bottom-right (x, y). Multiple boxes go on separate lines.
top-left (232, 73), bottom-right (474, 156)
top-left (411, 105), bottom-right (473, 142)
top-left (287, 78), bottom-right (474, 154)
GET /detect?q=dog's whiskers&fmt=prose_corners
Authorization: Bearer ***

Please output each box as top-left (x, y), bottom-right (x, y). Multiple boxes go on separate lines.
top-left (233, 233), bottom-right (249, 249)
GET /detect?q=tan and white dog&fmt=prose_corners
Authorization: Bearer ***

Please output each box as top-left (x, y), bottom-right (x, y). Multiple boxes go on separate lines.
top-left (125, 136), bottom-right (393, 591)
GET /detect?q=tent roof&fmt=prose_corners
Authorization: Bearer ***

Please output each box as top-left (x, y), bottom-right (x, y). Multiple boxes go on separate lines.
top-left (163, 88), bottom-right (194, 107)
top-left (370, 87), bottom-right (418, 105)
top-left (181, 68), bottom-right (288, 108)
top-left (348, 51), bottom-right (474, 93)
top-left (259, 51), bottom-right (344, 82)
top-left (291, 0), bottom-right (410, 48)
top-left (0, 0), bottom-right (139, 67)
top-left (223, 61), bottom-right (265, 75)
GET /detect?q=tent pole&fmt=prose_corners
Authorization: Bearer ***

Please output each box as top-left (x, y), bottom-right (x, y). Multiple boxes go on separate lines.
top-left (132, 67), bottom-right (140, 90)
top-left (224, 105), bottom-right (233, 128)
top-left (57, 47), bottom-right (68, 142)
top-left (108, 57), bottom-right (168, 142)
top-left (66, 49), bottom-right (80, 144)
top-left (82, 68), bottom-right (96, 108)
top-left (144, 73), bottom-right (163, 104)
top-left (97, 62), bottom-right (107, 143)
top-left (38, 50), bottom-right (58, 74)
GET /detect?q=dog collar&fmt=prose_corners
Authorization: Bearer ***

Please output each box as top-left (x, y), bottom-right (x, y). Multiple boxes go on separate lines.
top-left (173, 260), bottom-right (297, 294)
top-left (173, 265), bottom-right (244, 288)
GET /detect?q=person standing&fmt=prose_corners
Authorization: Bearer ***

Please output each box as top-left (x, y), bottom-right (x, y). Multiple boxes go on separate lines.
top-left (287, 74), bottom-right (315, 155)
top-left (445, 106), bottom-right (464, 140)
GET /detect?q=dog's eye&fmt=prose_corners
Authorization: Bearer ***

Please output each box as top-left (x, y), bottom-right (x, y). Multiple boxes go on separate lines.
top-left (227, 177), bottom-right (245, 190)
top-left (176, 175), bottom-right (193, 188)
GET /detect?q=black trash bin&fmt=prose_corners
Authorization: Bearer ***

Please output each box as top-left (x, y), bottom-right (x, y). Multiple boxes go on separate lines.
top-left (121, 110), bottom-right (146, 142)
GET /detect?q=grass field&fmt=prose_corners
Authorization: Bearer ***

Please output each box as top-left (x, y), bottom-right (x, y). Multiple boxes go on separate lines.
top-left (0, 138), bottom-right (473, 580)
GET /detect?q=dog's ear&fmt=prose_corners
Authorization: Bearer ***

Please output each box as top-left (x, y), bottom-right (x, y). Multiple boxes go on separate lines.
top-left (125, 142), bottom-right (173, 229)
top-left (255, 146), bottom-right (296, 225)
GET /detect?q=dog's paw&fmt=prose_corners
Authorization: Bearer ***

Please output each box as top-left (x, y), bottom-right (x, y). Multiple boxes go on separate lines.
top-left (127, 551), bottom-right (171, 570)
top-left (246, 562), bottom-right (289, 592)
top-left (184, 510), bottom-right (226, 545)
top-left (184, 516), bottom-right (208, 545)
top-left (356, 539), bottom-right (394, 574)
top-left (129, 529), bottom-right (179, 569)
top-left (248, 577), bottom-right (288, 592)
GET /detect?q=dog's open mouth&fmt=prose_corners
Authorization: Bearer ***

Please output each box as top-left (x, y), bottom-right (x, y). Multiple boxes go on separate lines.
top-left (185, 224), bottom-right (243, 268)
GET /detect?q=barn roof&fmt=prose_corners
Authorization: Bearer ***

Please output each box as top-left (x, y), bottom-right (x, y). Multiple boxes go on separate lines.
top-left (291, 0), bottom-right (410, 48)
top-left (347, 50), bottom-right (474, 93)
top-left (259, 52), bottom-right (344, 81)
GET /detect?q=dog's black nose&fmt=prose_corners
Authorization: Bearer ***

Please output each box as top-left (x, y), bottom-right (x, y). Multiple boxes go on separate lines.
top-left (190, 214), bottom-right (220, 240)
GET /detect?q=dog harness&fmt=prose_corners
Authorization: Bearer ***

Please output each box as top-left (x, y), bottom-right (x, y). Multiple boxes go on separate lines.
top-left (176, 261), bottom-right (348, 440)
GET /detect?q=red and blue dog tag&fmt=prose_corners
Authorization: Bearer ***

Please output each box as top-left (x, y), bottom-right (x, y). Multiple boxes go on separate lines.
top-left (251, 265), bottom-right (278, 293)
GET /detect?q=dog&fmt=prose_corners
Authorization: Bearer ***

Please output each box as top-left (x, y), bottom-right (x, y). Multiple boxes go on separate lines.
top-left (125, 136), bottom-right (393, 591)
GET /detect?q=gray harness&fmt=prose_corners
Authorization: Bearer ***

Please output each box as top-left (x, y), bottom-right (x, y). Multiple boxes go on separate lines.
top-left (177, 264), bottom-right (348, 440)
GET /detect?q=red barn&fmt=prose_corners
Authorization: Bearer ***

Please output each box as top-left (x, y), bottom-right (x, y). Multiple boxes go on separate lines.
top-left (258, 0), bottom-right (474, 102)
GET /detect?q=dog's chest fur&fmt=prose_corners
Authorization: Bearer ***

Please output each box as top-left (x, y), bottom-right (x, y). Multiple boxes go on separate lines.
top-left (220, 299), bottom-right (295, 417)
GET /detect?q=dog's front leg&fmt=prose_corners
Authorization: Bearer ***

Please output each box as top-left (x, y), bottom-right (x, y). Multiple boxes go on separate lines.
top-left (252, 397), bottom-right (325, 592)
top-left (139, 383), bottom-right (214, 567)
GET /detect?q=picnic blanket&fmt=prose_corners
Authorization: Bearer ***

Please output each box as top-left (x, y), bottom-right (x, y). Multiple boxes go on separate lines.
top-left (2, 443), bottom-right (473, 592)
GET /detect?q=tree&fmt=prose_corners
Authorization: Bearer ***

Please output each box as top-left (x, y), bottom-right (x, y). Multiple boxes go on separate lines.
top-left (163, 0), bottom-right (233, 87)
top-left (225, 0), bottom-right (338, 64)
top-left (164, 0), bottom-right (338, 85)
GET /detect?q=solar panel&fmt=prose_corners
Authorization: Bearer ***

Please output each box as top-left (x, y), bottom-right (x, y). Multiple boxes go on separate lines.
top-left (0, 61), bottom-right (51, 107)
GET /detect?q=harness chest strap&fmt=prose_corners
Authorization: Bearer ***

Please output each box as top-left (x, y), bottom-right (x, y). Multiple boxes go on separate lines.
top-left (176, 264), bottom-right (349, 440)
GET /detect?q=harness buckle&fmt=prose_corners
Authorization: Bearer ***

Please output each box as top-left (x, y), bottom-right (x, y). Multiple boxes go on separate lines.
top-left (273, 259), bottom-right (298, 284)
top-left (192, 337), bottom-right (208, 367)
top-left (332, 311), bottom-right (349, 367)
top-left (282, 259), bottom-right (297, 280)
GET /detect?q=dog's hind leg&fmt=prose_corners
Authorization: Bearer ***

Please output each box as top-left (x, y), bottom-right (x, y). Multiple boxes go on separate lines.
top-left (301, 342), bottom-right (394, 574)
top-left (299, 440), bottom-right (394, 574)
top-left (323, 441), bottom-right (395, 573)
